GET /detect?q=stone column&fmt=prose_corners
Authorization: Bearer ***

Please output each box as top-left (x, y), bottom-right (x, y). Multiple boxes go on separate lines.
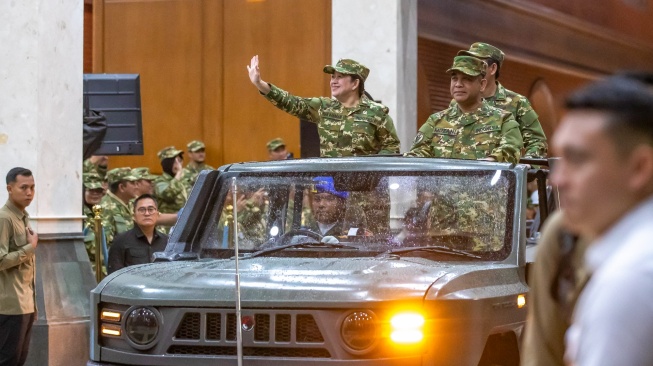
top-left (0, 1), bottom-right (95, 365)
top-left (332, 0), bottom-right (417, 152)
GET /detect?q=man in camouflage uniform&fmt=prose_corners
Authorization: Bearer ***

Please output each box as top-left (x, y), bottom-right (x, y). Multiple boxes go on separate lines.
top-left (82, 172), bottom-right (106, 275)
top-left (155, 146), bottom-right (190, 233)
top-left (83, 155), bottom-right (109, 190)
top-left (267, 138), bottom-right (292, 161)
top-left (406, 55), bottom-right (523, 163)
top-left (132, 167), bottom-right (158, 196)
top-left (100, 167), bottom-right (139, 245)
top-left (181, 140), bottom-right (215, 188)
top-left (454, 42), bottom-right (548, 157)
top-left (247, 55), bottom-right (401, 157)
top-left (216, 187), bottom-right (267, 250)
top-left (425, 184), bottom-right (507, 251)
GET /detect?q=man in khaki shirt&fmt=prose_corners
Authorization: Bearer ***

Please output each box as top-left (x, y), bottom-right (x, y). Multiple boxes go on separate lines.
top-left (520, 211), bottom-right (590, 366)
top-left (0, 167), bottom-right (38, 366)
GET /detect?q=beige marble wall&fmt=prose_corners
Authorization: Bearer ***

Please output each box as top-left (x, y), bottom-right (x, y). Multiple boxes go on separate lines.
top-left (0, 0), bottom-right (84, 233)
top-left (332, 0), bottom-right (417, 152)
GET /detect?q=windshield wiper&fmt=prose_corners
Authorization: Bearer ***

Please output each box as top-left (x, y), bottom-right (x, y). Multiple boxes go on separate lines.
top-left (245, 242), bottom-right (359, 259)
top-left (378, 245), bottom-right (481, 259)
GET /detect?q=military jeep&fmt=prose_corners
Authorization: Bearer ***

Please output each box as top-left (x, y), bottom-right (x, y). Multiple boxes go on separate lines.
top-left (88, 157), bottom-right (549, 366)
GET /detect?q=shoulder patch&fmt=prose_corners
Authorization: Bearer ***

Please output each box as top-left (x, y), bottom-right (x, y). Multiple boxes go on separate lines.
top-left (413, 131), bottom-right (425, 145)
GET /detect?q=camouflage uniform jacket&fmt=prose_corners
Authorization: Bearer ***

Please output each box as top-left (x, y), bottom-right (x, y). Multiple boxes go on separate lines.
top-left (100, 191), bottom-right (133, 245)
top-left (426, 186), bottom-right (507, 251)
top-left (237, 201), bottom-right (267, 248)
top-left (154, 173), bottom-right (189, 214)
top-left (84, 205), bottom-right (96, 255)
top-left (181, 163), bottom-right (215, 189)
top-left (406, 101), bottom-right (523, 164)
top-left (263, 84), bottom-right (401, 157)
top-left (84, 205), bottom-right (106, 275)
top-left (450, 82), bottom-right (547, 157)
top-left (217, 201), bottom-right (267, 250)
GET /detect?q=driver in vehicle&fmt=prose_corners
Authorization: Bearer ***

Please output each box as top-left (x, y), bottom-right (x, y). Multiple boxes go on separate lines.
top-left (306, 176), bottom-right (369, 238)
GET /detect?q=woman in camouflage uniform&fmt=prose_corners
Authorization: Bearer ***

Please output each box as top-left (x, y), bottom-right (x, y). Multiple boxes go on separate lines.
top-left (154, 146), bottom-right (190, 233)
top-left (247, 55), bottom-right (401, 157)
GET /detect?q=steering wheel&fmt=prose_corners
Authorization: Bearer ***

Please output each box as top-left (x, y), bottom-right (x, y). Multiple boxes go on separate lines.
top-left (277, 229), bottom-right (324, 245)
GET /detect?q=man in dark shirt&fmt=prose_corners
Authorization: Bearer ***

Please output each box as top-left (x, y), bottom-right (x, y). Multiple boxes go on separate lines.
top-left (108, 194), bottom-right (168, 274)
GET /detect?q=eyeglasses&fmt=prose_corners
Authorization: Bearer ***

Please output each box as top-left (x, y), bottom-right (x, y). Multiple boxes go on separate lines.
top-left (136, 206), bottom-right (158, 214)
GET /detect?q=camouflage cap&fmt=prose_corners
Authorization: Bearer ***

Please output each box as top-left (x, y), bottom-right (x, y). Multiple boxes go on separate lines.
top-left (132, 167), bottom-right (158, 181)
top-left (446, 56), bottom-right (488, 77)
top-left (187, 140), bottom-right (206, 152)
top-left (266, 138), bottom-right (286, 151)
top-left (458, 42), bottom-right (505, 67)
top-left (83, 172), bottom-right (104, 190)
top-left (106, 167), bottom-right (138, 185)
top-left (323, 59), bottom-right (370, 82)
top-left (157, 146), bottom-right (183, 161)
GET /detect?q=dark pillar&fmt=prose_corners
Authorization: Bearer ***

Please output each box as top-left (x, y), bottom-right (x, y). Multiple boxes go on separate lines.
top-left (26, 232), bottom-right (96, 366)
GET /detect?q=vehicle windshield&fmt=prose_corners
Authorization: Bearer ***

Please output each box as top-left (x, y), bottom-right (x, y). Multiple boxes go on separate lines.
top-left (198, 170), bottom-right (515, 261)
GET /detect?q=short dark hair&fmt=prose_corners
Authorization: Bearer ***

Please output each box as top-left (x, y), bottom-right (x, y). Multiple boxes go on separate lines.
top-left (133, 194), bottom-right (158, 209)
top-left (109, 181), bottom-right (121, 194)
top-left (161, 157), bottom-right (176, 177)
top-left (484, 58), bottom-right (500, 79)
top-left (6, 167), bottom-right (32, 185)
top-left (565, 75), bottom-right (653, 152)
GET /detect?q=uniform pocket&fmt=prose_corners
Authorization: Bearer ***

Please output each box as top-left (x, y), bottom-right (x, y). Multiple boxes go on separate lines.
top-left (473, 126), bottom-right (500, 159)
top-left (12, 222), bottom-right (28, 249)
top-left (474, 141), bottom-right (497, 159)
top-left (429, 133), bottom-right (456, 158)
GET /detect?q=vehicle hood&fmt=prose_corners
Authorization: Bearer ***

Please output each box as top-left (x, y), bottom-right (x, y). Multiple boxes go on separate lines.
top-left (99, 257), bottom-right (469, 307)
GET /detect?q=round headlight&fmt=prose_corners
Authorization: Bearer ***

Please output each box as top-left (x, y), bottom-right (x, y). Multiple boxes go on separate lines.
top-left (125, 307), bottom-right (159, 347)
top-left (340, 311), bottom-right (379, 353)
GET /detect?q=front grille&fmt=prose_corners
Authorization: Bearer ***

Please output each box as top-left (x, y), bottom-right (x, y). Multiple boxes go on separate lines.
top-left (168, 345), bottom-right (331, 358)
top-left (173, 310), bottom-right (324, 343)
top-left (168, 309), bottom-right (329, 358)
top-left (175, 312), bottom-right (200, 339)
top-left (275, 314), bottom-right (291, 342)
top-left (254, 314), bottom-right (270, 341)
top-left (297, 314), bottom-right (324, 342)
top-left (207, 313), bottom-right (221, 340)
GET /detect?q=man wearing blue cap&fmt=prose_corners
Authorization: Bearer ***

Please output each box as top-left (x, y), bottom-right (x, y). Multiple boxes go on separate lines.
top-left (307, 177), bottom-right (367, 237)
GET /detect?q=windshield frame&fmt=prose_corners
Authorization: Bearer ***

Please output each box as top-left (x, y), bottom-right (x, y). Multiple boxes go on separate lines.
top-left (169, 166), bottom-right (518, 262)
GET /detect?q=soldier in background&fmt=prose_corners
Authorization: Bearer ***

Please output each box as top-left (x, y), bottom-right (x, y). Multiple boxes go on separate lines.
top-left (82, 172), bottom-right (106, 275)
top-left (267, 138), bottom-right (293, 161)
top-left (182, 140), bottom-right (215, 187)
top-left (247, 55), bottom-right (401, 157)
top-left (155, 146), bottom-right (190, 233)
top-left (132, 167), bottom-right (158, 196)
top-left (100, 167), bottom-right (139, 246)
top-left (455, 42), bottom-right (547, 157)
top-left (83, 155), bottom-right (109, 190)
top-left (406, 55), bottom-right (523, 163)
